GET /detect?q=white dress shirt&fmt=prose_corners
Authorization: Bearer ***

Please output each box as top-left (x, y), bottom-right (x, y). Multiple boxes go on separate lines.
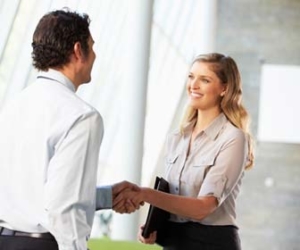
top-left (0, 69), bottom-right (112, 250)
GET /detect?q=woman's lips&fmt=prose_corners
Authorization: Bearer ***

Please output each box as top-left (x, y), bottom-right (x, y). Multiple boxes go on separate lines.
top-left (190, 92), bottom-right (203, 98)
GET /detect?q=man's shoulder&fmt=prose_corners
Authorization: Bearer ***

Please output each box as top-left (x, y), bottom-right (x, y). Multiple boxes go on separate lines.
top-left (19, 80), bottom-right (100, 122)
top-left (34, 80), bottom-right (97, 114)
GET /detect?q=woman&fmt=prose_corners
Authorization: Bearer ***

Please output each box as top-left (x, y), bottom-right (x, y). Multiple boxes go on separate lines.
top-left (115, 53), bottom-right (254, 250)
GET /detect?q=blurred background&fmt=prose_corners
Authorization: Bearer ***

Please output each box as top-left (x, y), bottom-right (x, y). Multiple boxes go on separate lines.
top-left (0, 0), bottom-right (299, 249)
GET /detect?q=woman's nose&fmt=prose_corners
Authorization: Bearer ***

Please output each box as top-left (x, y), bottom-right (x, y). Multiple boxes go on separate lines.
top-left (190, 79), bottom-right (199, 89)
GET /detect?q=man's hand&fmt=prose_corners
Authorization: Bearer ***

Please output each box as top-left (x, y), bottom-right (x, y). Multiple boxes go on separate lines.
top-left (112, 181), bottom-right (140, 196)
top-left (112, 181), bottom-right (144, 214)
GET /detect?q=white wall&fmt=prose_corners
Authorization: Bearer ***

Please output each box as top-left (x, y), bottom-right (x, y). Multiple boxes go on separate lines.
top-left (258, 64), bottom-right (300, 143)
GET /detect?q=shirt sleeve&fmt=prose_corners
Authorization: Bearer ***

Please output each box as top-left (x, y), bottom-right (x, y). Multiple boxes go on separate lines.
top-left (96, 185), bottom-right (113, 210)
top-left (198, 129), bottom-right (247, 205)
top-left (44, 111), bottom-right (104, 250)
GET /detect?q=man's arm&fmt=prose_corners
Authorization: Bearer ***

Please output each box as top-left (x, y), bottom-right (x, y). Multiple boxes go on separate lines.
top-left (44, 111), bottom-right (103, 250)
top-left (96, 185), bottom-right (112, 210)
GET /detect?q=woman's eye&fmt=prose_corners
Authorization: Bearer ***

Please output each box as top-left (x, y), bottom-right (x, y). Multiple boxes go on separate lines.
top-left (202, 79), bottom-right (209, 83)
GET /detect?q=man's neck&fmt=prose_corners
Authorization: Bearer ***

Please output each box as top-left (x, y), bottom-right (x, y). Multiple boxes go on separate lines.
top-left (53, 66), bottom-right (79, 91)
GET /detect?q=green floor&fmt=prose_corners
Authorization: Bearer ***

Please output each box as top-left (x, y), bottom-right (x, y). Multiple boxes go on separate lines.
top-left (88, 238), bottom-right (161, 250)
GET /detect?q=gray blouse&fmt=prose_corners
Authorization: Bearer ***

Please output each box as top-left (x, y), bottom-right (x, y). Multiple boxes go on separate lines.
top-left (165, 113), bottom-right (248, 227)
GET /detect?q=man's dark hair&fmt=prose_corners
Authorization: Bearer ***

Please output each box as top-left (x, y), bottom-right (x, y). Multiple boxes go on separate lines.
top-left (31, 9), bottom-right (91, 71)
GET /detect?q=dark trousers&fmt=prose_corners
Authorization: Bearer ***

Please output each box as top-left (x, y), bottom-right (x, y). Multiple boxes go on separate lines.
top-left (157, 221), bottom-right (241, 250)
top-left (0, 235), bottom-right (59, 250)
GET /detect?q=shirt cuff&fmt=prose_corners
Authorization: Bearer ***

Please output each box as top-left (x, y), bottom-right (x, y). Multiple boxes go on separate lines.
top-left (96, 185), bottom-right (113, 210)
top-left (199, 175), bottom-right (227, 203)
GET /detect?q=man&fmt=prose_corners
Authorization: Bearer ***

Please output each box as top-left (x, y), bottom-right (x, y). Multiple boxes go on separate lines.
top-left (0, 9), bottom-right (138, 250)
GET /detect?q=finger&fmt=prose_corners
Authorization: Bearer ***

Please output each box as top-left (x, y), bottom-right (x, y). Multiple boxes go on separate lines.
top-left (126, 199), bottom-right (140, 209)
top-left (113, 206), bottom-right (126, 214)
top-left (114, 206), bottom-right (127, 214)
top-left (130, 195), bottom-right (143, 207)
top-left (146, 231), bottom-right (157, 244)
top-left (138, 230), bottom-right (147, 243)
top-left (112, 201), bottom-right (126, 213)
top-left (113, 204), bottom-right (125, 213)
top-left (113, 199), bottom-right (126, 212)
top-left (137, 225), bottom-right (144, 239)
top-left (138, 231), bottom-right (156, 244)
top-left (137, 225), bottom-right (157, 244)
top-left (138, 234), bottom-right (146, 243)
top-left (125, 201), bottom-right (140, 213)
top-left (113, 192), bottom-right (126, 206)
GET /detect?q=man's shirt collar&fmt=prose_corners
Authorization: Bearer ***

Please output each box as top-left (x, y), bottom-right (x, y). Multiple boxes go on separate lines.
top-left (37, 69), bottom-right (76, 92)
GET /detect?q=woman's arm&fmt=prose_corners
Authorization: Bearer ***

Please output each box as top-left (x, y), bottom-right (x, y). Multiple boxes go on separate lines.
top-left (114, 188), bottom-right (217, 221)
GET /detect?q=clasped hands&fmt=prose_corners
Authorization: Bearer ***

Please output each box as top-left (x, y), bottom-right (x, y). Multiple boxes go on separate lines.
top-left (112, 181), bottom-right (144, 214)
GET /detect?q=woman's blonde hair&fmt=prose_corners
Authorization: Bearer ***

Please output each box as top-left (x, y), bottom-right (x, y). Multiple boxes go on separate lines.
top-left (181, 53), bottom-right (254, 169)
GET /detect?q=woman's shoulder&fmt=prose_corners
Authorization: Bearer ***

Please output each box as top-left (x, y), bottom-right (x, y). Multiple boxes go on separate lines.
top-left (170, 127), bottom-right (181, 136)
top-left (223, 120), bottom-right (246, 141)
top-left (165, 128), bottom-right (184, 149)
top-left (167, 128), bottom-right (184, 141)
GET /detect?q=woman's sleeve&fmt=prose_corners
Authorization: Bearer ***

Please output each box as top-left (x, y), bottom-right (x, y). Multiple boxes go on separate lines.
top-left (198, 130), bottom-right (247, 205)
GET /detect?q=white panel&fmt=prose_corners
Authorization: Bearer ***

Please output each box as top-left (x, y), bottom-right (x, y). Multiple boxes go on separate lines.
top-left (258, 64), bottom-right (300, 143)
top-left (0, 0), bottom-right (20, 60)
top-left (1, 0), bottom-right (52, 105)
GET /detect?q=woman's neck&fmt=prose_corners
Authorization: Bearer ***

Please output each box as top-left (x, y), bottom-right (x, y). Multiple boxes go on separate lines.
top-left (194, 108), bottom-right (222, 133)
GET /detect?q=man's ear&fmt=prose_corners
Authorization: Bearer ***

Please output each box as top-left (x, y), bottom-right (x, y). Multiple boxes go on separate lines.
top-left (73, 42), bottom-right (83, 61)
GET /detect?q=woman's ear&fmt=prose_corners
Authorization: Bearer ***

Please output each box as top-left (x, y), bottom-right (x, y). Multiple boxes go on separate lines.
top-left (220, 84), bottom-right (227, 97)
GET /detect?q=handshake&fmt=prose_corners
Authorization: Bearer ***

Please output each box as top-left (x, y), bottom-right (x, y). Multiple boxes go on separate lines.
top-left (111, 181), bottom-right (145, 214)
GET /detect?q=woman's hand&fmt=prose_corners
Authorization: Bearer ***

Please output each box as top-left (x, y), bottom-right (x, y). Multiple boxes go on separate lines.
top-left (138, 225), bottom-right (157, 244)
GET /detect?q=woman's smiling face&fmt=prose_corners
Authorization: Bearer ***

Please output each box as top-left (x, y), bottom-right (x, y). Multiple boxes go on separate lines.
top-left (187, 61), bottom-right (226, 111)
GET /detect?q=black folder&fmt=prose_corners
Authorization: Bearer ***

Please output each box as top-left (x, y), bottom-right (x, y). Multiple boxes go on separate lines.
top-left (142, 176), bottom-right (170, 238)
